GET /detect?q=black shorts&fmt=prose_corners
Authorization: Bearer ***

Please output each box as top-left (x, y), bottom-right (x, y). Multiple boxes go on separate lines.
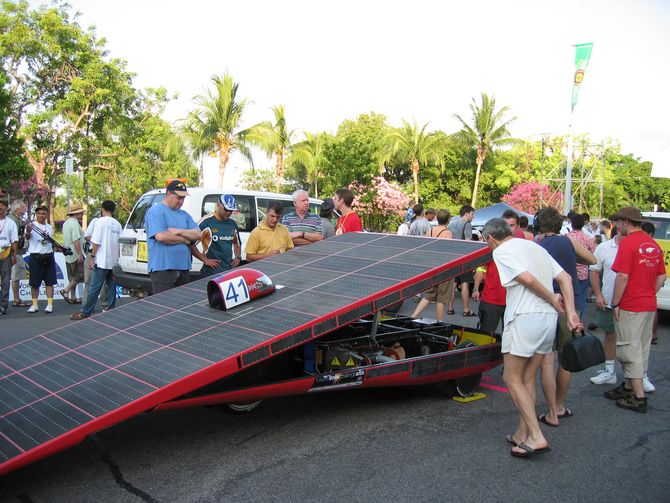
top-left (28, 253), bottom-right (57, 287)
top-left (478, 300), bottom-right (505, 336)
top-left (456, 270), bottom-right (474, 284)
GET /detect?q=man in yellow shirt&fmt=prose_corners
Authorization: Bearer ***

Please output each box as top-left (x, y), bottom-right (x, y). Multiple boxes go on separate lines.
top-left (245, 201), bottom-right (294, 262)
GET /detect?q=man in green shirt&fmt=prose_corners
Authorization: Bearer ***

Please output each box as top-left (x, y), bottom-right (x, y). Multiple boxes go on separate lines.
top-left (60, 205), bottom-right (85, 303)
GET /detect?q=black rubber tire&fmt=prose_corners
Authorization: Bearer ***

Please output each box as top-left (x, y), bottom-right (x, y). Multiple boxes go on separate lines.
top-left (223, 400), bottom-right (263, 414)
top-left (433, 339), bottom-right (482, 398)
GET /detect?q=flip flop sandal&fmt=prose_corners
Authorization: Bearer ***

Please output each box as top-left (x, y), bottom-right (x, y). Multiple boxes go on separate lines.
top-left (72, 299), bottom-right (82, 304)
top-left (59, 289), bottom-right (74, 304)
top-left (557, 408), bottom-right (573, 418)
top-left (511, 442), bottom-right (552, 458)
top-left (462, 311), bottom-right (477, 317)
top-left (70, 312), bottom-right (89, 320)
top-left (12, 300), bottom-right (30, 307)
top-left (447, 309), bottom-right (455, 315)
top-left (537, 414), bottom-right (559, 427)
top-left (505, 434), bottom-right (520, 446)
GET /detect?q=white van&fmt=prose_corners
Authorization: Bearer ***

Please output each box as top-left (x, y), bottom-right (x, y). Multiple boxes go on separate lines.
top-left (642, 212), bottom-right (670, 311)
top-left (113, 187), bottom-right (322, 296)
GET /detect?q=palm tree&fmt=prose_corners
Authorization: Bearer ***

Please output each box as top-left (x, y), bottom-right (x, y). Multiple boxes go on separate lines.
top-left (183, 73), bottom-right (256, 189)
top-left (250, 105), bottom-right (294, 193)
top-left (453, 92), bottom-right (517, 208)
top-left (289, 132), bottom-right (327, 198)
top-left (382, 120), bottom-right (445, 204)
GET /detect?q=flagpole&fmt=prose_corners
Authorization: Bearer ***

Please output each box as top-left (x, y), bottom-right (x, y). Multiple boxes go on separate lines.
top-left (565, 118), bottom-right (574, 215)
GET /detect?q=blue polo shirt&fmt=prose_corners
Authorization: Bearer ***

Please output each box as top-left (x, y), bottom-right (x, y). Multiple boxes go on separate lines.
top-left (145, 203), bottom-right (197, 272)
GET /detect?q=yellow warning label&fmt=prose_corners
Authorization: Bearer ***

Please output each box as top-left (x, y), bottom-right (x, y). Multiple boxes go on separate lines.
top-left (330, 357), bottom-right (341, 366)
top-left (345, 358), bottom-right (355, 367)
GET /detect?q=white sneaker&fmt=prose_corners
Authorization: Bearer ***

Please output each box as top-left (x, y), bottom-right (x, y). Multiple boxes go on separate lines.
top-left (27, 305), bottom-right (39, 313)
top-left (44, 305), bottom-right (53, 314)
top-left (643, 374), bottom-right (655, 393)
top-left (590, 369), bottom-right (617, 385)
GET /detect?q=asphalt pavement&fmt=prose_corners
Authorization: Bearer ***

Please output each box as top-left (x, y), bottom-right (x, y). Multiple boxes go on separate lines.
top-left (1, 296), bottom-right (669, 502)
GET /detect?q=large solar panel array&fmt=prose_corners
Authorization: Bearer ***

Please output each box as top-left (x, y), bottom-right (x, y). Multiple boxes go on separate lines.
top-left (0, 233), bottom-right (490, 474)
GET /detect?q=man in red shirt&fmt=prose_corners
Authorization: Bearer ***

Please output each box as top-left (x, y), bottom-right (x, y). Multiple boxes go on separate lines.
top-left (472, 260), bottom-right (506, 336)
top-left (333, 188), bottom-right (363, 235)
top-left (605, 207), bottom-right (666, 413)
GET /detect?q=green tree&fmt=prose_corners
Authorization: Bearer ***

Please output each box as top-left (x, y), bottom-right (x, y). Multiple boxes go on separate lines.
top-left (0, 67), bottom-right (29, 184)
top-left (183, 73), bottom-right (257, 189)
top-left (381, 120), bottom-right (445, 204)
top-left (288, 131), bottom-right (328, 198)
top-left (321, 112), bottom-right (390, 197)
top-left (250, 104), bottom-right (295, 192)
top-left (453, 92), bottom-right (517, 208)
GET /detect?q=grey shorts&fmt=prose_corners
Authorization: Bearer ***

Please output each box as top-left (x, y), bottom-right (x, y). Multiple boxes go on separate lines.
top-left (150, 270), bottom-right (191, 295)
top-left (11, 254), bottom-right (27, 281)
top-left (614, 310), bottom-right (654, 379)
top-left (595, 307), bottom-right (615, 333)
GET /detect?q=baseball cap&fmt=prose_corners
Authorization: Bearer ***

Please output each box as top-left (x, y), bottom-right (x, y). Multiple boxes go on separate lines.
top-left (220, 194), bottom-right (237, 211)
top-left (166, 180), bottom-right (189, 196)
top-left (321, 198), bottom-right (334, 212)
top-left (608, 206), bottom-right (649, 223)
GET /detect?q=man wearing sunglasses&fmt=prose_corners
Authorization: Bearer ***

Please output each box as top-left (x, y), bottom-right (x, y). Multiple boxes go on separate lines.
top-left (145, 180), bottom-right (202, 294)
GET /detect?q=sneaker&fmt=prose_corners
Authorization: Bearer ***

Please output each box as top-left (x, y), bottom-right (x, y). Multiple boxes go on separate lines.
top-left (643, 374), bottom-right (656, 393)
top-left (0, 306), bottom-right (6, 315)
top-left (591, 369), bottom-right (617, 385)
top-left (604, 382), bottom-right (634, 400)
top-left (27, 305), bottom-right (39, 313)
top-left (616, 395), bottom-right (647, 413)
top-left (44, 305), bottom-right (53, 314)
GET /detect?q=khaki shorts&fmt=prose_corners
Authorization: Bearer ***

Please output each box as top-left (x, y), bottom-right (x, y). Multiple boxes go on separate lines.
top-left (66, 260), bottom-right (85, 283)
top-left (614, 309), bottom-right (654, 379)
top-left (11, 254), bottom-right (27, 281)
top-left (423, 279), bottom-right (454, 305)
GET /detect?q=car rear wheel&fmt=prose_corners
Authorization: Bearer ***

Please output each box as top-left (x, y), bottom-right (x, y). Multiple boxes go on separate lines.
top-left (224, 400), bottom-right (263, 414)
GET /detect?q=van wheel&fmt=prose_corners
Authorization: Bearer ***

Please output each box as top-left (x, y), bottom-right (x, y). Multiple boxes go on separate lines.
top-left (224, 400), bottom-right (263, 414)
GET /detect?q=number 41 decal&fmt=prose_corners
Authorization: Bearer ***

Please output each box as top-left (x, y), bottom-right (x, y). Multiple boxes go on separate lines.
top-left (222, 277), bottom-right (250, 309)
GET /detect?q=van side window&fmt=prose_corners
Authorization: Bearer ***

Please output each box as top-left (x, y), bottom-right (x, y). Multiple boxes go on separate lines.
top-left (126, 193), bottom-right (163, 230)
top-left (201, 194), bottom-right (255, 232)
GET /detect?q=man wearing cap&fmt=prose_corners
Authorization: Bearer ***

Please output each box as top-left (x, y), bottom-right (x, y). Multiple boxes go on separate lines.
top-left (604, 207), bottom-right (666, 413)
top-left (191, 194), bottom-right (241, 277)
top-left (145, 180), bottom-right (202, 294)
top-left (282, 189), bottom-right (323, 247)
top-left (319, 198), bottom-right (336, 238)
top-left (60, 204), bottom-right (85, 304)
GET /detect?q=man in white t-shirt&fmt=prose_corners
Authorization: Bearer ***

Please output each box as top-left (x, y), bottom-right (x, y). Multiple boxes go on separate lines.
top-left (482, 217), bottom-right (580, 458)
top-left (588, 229), bottom-right (620, 385)
top-left (0, 199), bottom-right (19, 315)
top-left (83, 214), bottom-right (108, 310)
top-left (71, 200), bottom-right (121, 320)
top-left (25, 205), bottom-right (57, 313)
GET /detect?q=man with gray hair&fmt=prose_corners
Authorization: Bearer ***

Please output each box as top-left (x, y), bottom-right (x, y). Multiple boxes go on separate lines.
top-left (281, 189), bottom-right (323, 247)
top-left (8, 199), bottom-right (30, 307)
top-left (481, 217), bottom-right (580, 458)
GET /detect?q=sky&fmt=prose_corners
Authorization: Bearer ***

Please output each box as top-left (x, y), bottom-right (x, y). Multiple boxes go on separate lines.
top-left (31, 0), bottom-right (670, 186)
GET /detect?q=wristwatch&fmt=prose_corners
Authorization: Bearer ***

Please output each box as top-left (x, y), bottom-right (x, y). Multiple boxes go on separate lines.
top-left (611, 304), bottom-right (618, 308)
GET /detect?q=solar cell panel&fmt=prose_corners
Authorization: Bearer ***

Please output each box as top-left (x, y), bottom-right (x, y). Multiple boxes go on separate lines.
top-left (0, 232), bottom-right (490, 474)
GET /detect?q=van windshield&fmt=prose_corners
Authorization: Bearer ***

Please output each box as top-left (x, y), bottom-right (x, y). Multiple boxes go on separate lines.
top-left (647, 216), bottom-right (670, 241)
top-left (126, 193), bottom-right (164, 230)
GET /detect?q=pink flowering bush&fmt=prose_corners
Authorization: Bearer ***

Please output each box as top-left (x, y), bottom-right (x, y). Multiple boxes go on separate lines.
top-left (349, 176), bottom-right (411, 232)
top-left (8, 175), bottom-right (49, 213)
top-left (503, 181), bottom-right (564, 214)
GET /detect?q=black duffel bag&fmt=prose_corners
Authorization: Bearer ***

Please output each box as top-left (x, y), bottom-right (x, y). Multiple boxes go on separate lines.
top-left (561, 329), bottom-right (605, 372)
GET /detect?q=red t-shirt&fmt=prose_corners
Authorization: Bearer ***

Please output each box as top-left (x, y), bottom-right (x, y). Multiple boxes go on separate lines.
top-left (612, 230), bottom-right (666, 312)
top-left (336, 212), bottom-right (363, 234)
top-left (481, 260), bottom-right (506, 306)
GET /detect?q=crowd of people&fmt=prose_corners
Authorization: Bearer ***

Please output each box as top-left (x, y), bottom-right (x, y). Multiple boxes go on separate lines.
top-left (0, 197), bottom-right (122, 319)
top-left (0, 184), bottom-right (666, 460)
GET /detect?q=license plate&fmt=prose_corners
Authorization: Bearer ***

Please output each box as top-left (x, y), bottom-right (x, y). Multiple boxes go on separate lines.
top-left (137, 241), bottom-right (148, 263)
top-left (121, 244), bottom-right (134, 257)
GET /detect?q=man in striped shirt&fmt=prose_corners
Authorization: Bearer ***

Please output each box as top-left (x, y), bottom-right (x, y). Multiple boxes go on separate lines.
top-left (281, 189), bottom-right (324, 247)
